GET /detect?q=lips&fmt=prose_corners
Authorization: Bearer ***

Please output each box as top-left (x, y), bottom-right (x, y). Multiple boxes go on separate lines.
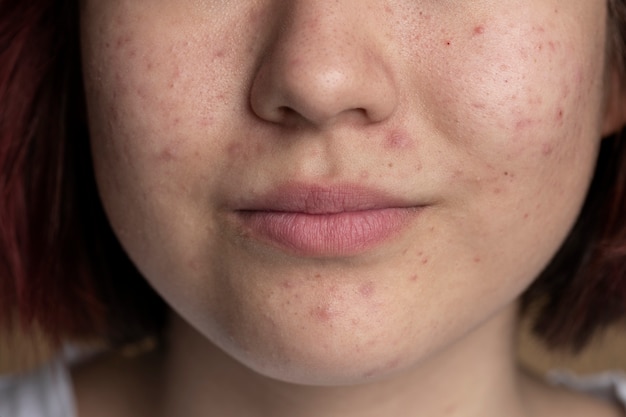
top-left (233, 184), bottom-right (420, 256)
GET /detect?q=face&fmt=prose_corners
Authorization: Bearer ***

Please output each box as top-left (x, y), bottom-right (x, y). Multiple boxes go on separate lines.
top-left (81, 1), bottom-right (620, 384)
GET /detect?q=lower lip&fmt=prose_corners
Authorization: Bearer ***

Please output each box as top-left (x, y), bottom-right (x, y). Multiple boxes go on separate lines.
top-left (236, 208), bottom-right (416, 256)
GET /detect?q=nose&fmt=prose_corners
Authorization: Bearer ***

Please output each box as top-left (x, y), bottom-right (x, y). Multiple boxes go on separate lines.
top-left (249, 2), bottom-right (399, 129)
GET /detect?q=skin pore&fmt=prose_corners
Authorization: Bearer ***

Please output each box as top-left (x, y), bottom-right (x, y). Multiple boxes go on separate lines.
top-left (76, 1), bottom-right (626, 416)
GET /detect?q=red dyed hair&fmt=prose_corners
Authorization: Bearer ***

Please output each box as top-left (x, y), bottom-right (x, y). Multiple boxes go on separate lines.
top-left (0, 0), bottom-right (625, 351)
top-left (0, 0), bottom-right (165, 346)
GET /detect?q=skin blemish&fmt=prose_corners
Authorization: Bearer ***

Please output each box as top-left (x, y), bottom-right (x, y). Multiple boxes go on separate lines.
top-left (359, 282), bottom-right (375, 298)
top-left (281, 280), bottom-right (294, 290)
top-left (384, 130), bottom-right (413, 150)
top-left (360, 171), bottom-right (370, 179)
top-left (515, 118), bottom-right (534, 131)
top-left (310, 305), bottom-right (334, 322)
top-left (409, 275), bottom-right (418, 283)
top-left (542, 143), bottom-right (554, 156)
top-left (473, 26), bottom-right (485, 36)
top-left (158, 146), bottom-right (177, 162)
top-left (474, 256), bottom-right (482, 264)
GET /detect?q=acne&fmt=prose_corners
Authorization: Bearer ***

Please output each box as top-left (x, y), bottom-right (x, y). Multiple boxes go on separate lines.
top-left (358, 282), bottom-right (376, 299)
top-left (473, 25), bottom-right (485, 36)
top-left (384, 130), bottom-right (414, 151)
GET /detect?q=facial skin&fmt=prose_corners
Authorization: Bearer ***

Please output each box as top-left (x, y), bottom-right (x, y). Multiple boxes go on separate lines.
top-left (81, 0), bottom-right (618, 396)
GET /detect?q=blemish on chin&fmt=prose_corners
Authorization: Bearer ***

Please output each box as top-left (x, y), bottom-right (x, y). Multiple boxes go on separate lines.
top-left (358, 282), bottom-right (375, 298)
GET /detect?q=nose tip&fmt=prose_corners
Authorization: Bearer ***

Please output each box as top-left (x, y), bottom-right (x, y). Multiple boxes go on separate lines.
top-left (249, 5), bottom-right (398, 129)
top-left (251, 56), bottom-right (398, 127)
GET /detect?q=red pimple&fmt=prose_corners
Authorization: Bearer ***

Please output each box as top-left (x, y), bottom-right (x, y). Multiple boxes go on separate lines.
top-left (310, 305), bottom-right (333, 322)
top-left (385, 130), bottom-right (413, 150)
top-left (473, 26), bottom-right (485, 36)
top-left (359, 282), bottom-right (375, 298)
top-left (542, 143), bottom-right (554, 156)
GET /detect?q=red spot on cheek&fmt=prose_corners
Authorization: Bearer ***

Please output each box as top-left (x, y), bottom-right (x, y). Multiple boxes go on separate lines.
top-left (158, 147), bottom-right (177, 162)
top-left (542, 143), bottom-right (554, 156)
top-left (385, 130), bottom-right (413, 150)
top-left (310, 305), bottom-right (334, 322)
top-left (473, 25), bottom-right (485, 36)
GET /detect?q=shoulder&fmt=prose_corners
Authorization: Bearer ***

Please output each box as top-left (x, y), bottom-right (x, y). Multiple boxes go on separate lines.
top-left (0, 360), bottom-right (76, 417)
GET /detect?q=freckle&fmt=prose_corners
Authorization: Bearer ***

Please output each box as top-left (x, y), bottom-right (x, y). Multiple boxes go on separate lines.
top-left (445, 40), bottom-right (451, 46)
top-left (387, 162), bottom-right (394, 168)
top-left (359, 282), bottom-right (375, 298)
top-left (314, 274), bottom-right (322, 279)
top-left (472, 102), bottom-right (486, 109)
top-left (524, 213), bottom-right (530, 219)
top-left (474, 256), bottom-right (482, 264)
top-left (492, 188), bottom-right (502, 195)
top-left (473, 25), bottom-right (485, 36)
top-left (421, 257), bottom-right (429, 265)
top-left (214, 50), bottom-right (225, 58)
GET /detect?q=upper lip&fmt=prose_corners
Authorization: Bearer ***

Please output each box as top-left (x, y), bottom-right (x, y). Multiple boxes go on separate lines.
top-left (234, 183), bottom-right (418, 214)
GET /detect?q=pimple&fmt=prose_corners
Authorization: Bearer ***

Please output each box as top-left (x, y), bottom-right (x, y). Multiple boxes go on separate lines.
top-left (359, 282), bottom-right (375, 298)
top-left (281, 280), bottom-right (294, 290)
top-left (384, 130), bottom-right (413, 150)
top-left (310, 305), bottom-right (334, 322)
top-left (472, 25), bottom-right (485, 36)
top-left (227, 142), bottom-right (244, 158)
top-left (473, 256), bottom-right (482, 264)
top-left (409, 275), bottom-right (418, 283)
top-left (515, 118), bottom-right (534, 131)
top-left (158, 146), bottom-right (177, 162)
top-left (541, 143), bottom-right (554, 156)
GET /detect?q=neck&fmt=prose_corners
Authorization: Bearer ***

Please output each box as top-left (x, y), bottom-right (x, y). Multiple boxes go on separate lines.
top-left (155, 304), bottom-right (532, 417)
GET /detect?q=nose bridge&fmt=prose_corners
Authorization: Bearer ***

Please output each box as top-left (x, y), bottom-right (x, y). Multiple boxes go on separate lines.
top-left (250, 0), bottom-right (398, 128)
